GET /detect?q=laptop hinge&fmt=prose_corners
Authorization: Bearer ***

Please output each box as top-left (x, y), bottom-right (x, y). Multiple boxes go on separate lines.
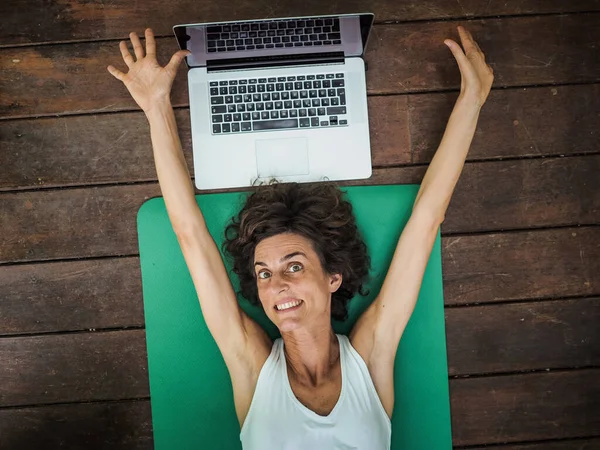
top-left (206, 51), bottom-right (344, 73)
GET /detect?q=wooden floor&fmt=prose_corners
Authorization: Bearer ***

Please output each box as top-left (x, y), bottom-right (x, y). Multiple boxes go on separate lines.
top-left (2, 1), bottom-right (600, 448)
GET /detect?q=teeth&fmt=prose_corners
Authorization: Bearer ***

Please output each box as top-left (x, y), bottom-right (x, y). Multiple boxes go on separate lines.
top-left (276, 300), bottom-right (301, 311)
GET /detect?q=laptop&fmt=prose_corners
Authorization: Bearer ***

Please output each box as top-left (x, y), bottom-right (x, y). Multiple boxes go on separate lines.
top-left (174, 13), bottom-right (375, 190)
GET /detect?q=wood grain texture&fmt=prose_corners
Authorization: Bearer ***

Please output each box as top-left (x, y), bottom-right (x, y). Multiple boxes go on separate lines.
top-left (2, 84), bottom-right (599, 191)
top-left (446, 298), bottom-right (600, 375)
top-left (3, 0), bottom-right (600, 46)
top-left (2, 228), bottom-right (598, 335)
top-left (0, 257), bottom-right (144, 335)
top-left (0, 330), bottom-right (149, 407)
top-left (450, 369), bottom-right (600, 445)
top-left (466, 438), bottom-right (600, 450)
top-left (0, 370), bottom-right (598, 448)
top-left (442, 227), bottom-right (600, 305)
top-left (0, 400), bottom-right (152, 450)
top-left (2, 15), bottom-right (600, 118)
top-left (1, 299), bottom-right (598, 406)
top-left (1, 156), bottom-right (597, 263)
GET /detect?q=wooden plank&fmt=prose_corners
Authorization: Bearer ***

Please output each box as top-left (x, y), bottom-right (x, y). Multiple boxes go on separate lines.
top-left (446, 298), bottom-right (600, 376)
top-left (3, 83), bottom-right (599, 191)
top-left (443, 227), bottom-right (600, 305)
top-left (2, 14), bottom-right (600, 118)
top-left (450, 369), bottom-right (600, 445)
top-left (2, 225), bottom-right (598, 335)
top-left (0, 257), bottom-right (144, 335)
top-left (466, 438), bottom-right (600, 450)
top-left (2, 156), bottom-right (598, 263)
top-left (0, 370), bottom-right (598, 448)
top-left (0, 330), bottom-right (149, 407)
top-left (3, 0), bottom-right (600, 46)
top-left (0, 400), bottom-right (152, 450)
top-left (2, 298), bottom-right (597, 406)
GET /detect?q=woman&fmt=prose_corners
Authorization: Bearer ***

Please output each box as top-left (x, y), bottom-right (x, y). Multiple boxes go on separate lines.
top-left (108, 25), bottom-right (493, 449)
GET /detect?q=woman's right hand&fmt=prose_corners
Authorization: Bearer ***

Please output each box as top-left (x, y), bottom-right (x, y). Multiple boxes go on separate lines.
top-left (107, 28), bottom-right (190, 115)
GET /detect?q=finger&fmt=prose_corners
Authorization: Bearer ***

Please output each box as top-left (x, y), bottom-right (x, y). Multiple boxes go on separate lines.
top-left (457, 26), bottom-right (479, 53)
top-left (107, 65), bottom-right (125, 81)
top-left (119, 41), bottom-right (135, 68)
top-left (166, 49), bottom-right (191, 73)
top-left (145, 28), bottom-right (156, 57)
top-left (444, 38), bottom-right (477, 83)
top-left (129, 31), bottom-right (145, 60)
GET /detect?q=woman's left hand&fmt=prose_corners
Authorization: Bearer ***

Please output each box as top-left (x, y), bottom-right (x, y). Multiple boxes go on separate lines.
top-left (444, 25), bottom-right (494, 108)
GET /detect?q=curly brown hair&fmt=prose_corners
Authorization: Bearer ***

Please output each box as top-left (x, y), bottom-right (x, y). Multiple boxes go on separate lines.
top-left (222, 181), bottom-right (371, 322)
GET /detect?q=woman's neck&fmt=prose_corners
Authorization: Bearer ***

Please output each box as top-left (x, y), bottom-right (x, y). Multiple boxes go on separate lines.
top-left (281, 326), bottom-right (340, 387)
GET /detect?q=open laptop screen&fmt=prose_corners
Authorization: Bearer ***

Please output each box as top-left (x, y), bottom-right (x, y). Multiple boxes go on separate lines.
top-left (174, 13), bottom-right (374, 69)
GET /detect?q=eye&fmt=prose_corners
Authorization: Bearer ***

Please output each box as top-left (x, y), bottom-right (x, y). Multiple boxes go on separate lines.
top-left (289, 263), bottom-right (302, 272)
top-left (257, 271), bottom-right (271, 279)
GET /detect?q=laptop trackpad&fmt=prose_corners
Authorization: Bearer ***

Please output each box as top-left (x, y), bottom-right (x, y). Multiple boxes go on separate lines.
top-left (255, 137), bottom-right (310, 178)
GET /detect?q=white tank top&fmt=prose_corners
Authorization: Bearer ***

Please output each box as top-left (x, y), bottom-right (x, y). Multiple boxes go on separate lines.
top-left (240, 334), bottom-right (391, 449)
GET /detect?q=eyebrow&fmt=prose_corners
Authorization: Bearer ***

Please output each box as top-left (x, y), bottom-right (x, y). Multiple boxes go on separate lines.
top-left (254, 251), bottom-right (307, 268)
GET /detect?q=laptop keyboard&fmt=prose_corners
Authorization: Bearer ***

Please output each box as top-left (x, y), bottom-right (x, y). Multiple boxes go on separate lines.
top-left (209, 73), bottom-right (348, 134)
top-left (206, 18), bottom-right (341, 53)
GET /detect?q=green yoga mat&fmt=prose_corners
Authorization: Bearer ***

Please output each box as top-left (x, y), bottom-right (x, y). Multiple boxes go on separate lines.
top-left (137, 184), bottom-right (452, 449)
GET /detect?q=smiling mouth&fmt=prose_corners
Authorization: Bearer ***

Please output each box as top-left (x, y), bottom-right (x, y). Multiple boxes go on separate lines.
top-left (274, 300), bottom-right (304, 312)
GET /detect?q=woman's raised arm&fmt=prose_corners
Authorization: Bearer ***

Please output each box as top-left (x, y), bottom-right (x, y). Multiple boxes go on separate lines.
top-left (107, 30), bottom-right (271, 383)
top-left (107, 28), bottom-right (197, 232)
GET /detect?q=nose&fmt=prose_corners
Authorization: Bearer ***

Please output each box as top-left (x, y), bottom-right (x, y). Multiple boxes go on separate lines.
top-left (269, 272), bottom-right (289, 294)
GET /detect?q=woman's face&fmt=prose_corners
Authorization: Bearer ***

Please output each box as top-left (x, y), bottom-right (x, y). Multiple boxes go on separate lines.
top-left (253, 232), bottom-right (342, 333)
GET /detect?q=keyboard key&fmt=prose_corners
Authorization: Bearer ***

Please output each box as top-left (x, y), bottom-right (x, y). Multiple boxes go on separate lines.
top-left (227, 104), bottom-right (236, 113)
top-left (299, 118), bottom-right (310, 127)
top-left (290, 110), bottom-right (298, 117)
top-left (280, 110), bottom-right (289, 118)
top-left (252, 112), bottom-right (260, 120)
top-left (326, 74), bottom-right (334, 79)
top-left (332, 79), bottom-right (345, 87)
top-left (232, 123), bottom-right (240, 132)
top-left (320, 121), bottom-right (329, 126)
top-left (211, 96), bottom-right (224, 105)
top-left (222, 123), bottom-right (231, 133)
top-left (270, 110), bottom-right (279, 119)
top-left (242, 113), bottom-right (251, 121)
top-left (233, 113), bottom-right (241, 121)
top-left (253, 119), bottom-right (299, 130)
top-left (213, 124), bottom-right (221, 133)
top-left (212, 105), bottom-right (226, 114)
top-left (265, 102), bottom-right (274, 110)
top-left (311, 117), bottom-right (319, 126)
top-left (210, 81), bottom-right (218, 86)
top-left (272, 92), bottom-right (280, 100)
top-left (327, 107), bottom-right (347, 115)
top-left (212, 115), bottom-right (223, 123)
top-left (308, 108), bottom-right (316, 116)
top-left (335, 73), bottom-right (344, 78)
top-left (224, 114), bottom-right (232, 122)
top-left (339, 119), bottom-right (348, 125)
top-left (317, 107), bottom-right (325, 115)
top-left (299, 109), bottom-right (307, 117)
top-left (241, 122), bottom-right (252, 131)
top-left (261, 111), bottom-right (270, 119)
top-left (210, 87), bottom-right (219, 95)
